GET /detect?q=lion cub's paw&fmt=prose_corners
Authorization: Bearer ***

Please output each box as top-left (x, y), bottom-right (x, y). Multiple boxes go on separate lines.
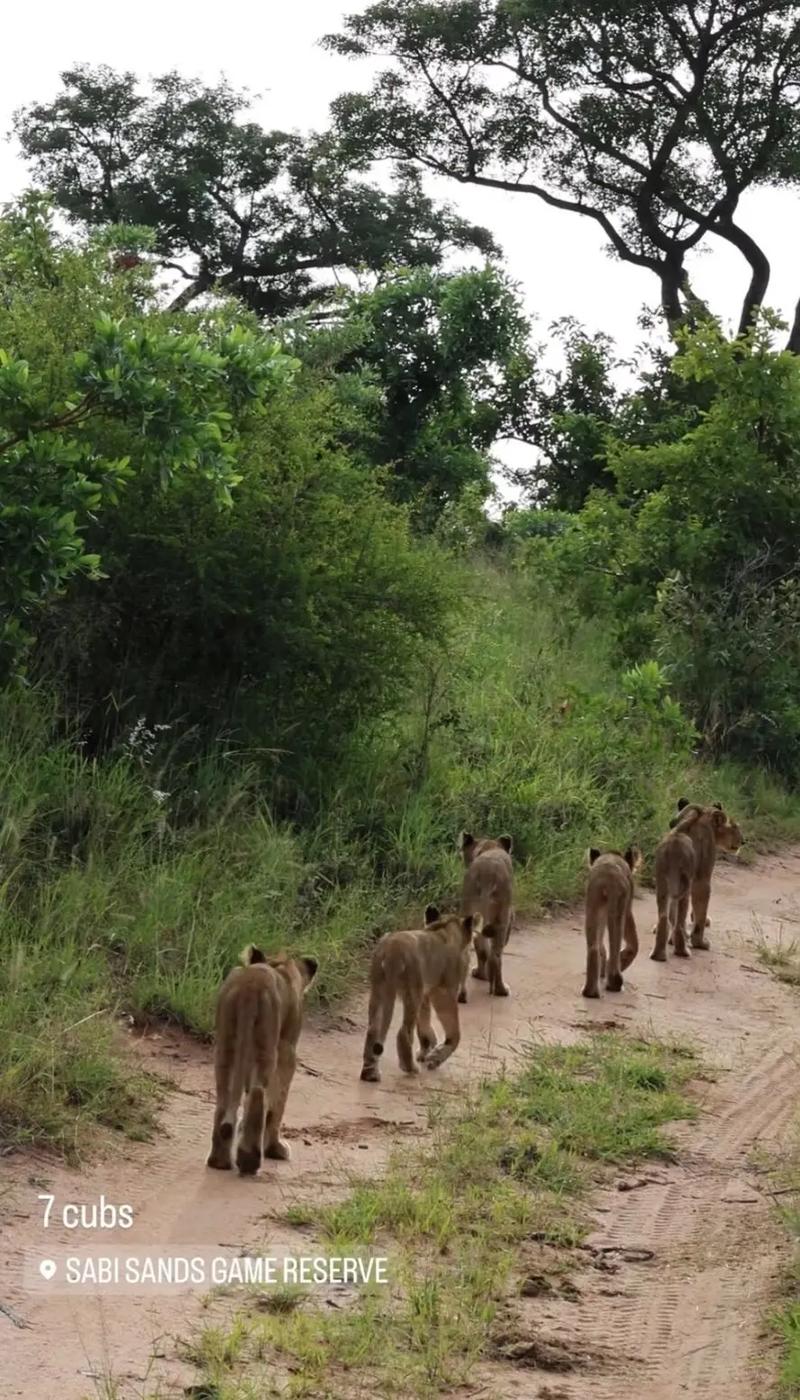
top-left (207, 1153), bottom-right (233, 1171)
top-left (236, 1145), bottom-right (262, 1176)
top-left (264, 1139), bottom-right (291, 1161)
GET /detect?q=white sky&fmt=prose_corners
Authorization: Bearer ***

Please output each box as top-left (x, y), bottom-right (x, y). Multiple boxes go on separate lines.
top-left (2, 0), bottom-right (799, 486)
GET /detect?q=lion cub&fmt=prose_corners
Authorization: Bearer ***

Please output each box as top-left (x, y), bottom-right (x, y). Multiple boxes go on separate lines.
top-left (582, 846), bottom-right (641, 998)
top-left (459, 831), bottom-right (514, 999)
top-left (360, 906), bottom-right (475, 1082)
top-left (651, 799), bottom-right (742, 961)
top-left (207, 946), bottom-right (318, 1176)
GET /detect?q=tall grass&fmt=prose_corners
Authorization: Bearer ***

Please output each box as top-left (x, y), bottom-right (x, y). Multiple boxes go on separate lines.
top-left (1, 564), bottom-right (797, 1155)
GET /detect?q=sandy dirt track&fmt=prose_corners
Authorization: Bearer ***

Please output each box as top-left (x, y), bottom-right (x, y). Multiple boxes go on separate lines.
top-left (3, 847), bottom-right (800, 1398)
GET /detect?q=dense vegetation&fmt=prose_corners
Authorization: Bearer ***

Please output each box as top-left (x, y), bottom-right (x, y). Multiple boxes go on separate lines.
top-left (4, 18), bottom-right (800, 1154)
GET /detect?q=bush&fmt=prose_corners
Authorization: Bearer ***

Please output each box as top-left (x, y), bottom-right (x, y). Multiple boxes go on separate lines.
top-left (544, 319), bottom-right (800, 776)
top-left (0, 197), bottom-right (294, 680)
top-left (34, 374), bottom-right (454, 783)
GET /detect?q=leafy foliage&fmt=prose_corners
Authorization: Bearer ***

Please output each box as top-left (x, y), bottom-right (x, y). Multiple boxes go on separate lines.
top-left (545, 321), bottom-right (800, 772)
top-left (37, 372), bottom-right (455, 771)
top-left (514, 319), bottom-right (621, 510)
top-left (326, 0), bottom-right (800, 341)
top-left (0, 197), bottom-right (294, 678)
top-left (15, 65), bottom-right (497, 316)
top-left (299, 265), bottom-right (537, 525)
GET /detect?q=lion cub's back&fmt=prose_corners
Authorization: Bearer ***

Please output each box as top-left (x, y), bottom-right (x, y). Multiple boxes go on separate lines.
top-left (216, 963), bottom-right (283, 1027)
top-left (463, 848), bottom-right (513, 916)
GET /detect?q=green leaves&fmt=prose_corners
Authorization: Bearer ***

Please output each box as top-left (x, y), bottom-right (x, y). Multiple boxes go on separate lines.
top-left (308, 265), bottom-right (537, 526)
top-left (546, 321), bottom-right (800, 773)
top-left (15, 66), bottom-right (496, 319)
top-left (328, 0), bottom-right (800, 339)
top-left (0, 201), bottom-right (295, 679)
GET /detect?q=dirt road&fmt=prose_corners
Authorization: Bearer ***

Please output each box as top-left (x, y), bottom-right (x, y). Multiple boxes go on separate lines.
top-left (3, 848), bottom-right (800, 1398)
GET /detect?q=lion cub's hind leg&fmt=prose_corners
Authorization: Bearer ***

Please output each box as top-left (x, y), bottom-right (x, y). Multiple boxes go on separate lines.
top-left (650, 885), bottom-right (671, 963)
top-left (485, 923), bottom-right (510, 997)
top-left (605, 900), bottom-right (625, 992)
top-left (397, 990), bottom-right (421, 1074)
top-left (471, 931), bottom-right (490, 982)
top-left (205, 1036), bottom-right (240, 1164)
top-left (582, 905), bottom-right (606, 998)
top-left (236, 1080), bottom-right (267, 1176)
top-left (263, 1042), bottom-right (296, 1161)
top-left (621, 906), bottom-right (639, 972)
top-left (671, 890), bottom-right (691, 957)
top-left (361, 984), bottom-right (394, 1083)
top-left (425, 987), bottom-right (461, 1069)
top-left (416, 995), bottom-right (438, 1063)
top-left (690, 880), bottom-right (712, 950)
top-left (207, 1055), bottom-right (238, 1170)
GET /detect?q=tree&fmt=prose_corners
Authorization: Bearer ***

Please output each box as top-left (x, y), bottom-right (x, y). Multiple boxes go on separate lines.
top-left (0, 196), bottom-right (295, 679)
top-left (548, 318), bottom-right (800, 771)
top-left (326, 0), bottom-right (800, 344)
top-left (15, 66), bottom-right (498, 318)
top-left (514, 319), bottom-right (620, 510)
top-left (294, 265), bottom-right (537, 525)
top-left (35, 372), bottom-right (456, 777)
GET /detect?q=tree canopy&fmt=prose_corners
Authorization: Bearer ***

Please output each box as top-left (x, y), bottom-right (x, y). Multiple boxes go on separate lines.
top-left (326, 0), bottom-right (800, 344)
top-left (297, 264), bottom-right (537, 524)
top-left (0, 196), bottom-right (295, 679)
top-left (15, 65), bottom-right (498, 317)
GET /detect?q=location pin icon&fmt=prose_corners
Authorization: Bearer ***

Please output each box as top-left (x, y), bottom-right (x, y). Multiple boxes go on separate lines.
top-left (39, 1259), bottom-right (56, 1281)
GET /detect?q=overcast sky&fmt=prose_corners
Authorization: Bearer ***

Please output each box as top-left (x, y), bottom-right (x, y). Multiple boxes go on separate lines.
top-left (2, 2), bottom-right (798, 379)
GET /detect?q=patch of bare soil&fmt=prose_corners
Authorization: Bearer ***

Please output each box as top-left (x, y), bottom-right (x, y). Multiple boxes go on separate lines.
top-left (3, 849), bottom-right (800, 1398)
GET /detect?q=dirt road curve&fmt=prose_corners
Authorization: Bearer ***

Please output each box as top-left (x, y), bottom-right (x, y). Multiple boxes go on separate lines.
top-left (3, 849), bottom-right (800, 1398)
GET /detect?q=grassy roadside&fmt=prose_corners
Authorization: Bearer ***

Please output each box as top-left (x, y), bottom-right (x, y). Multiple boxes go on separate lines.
top-left (165, 1033), bottom-right (697, 1400)
top-left (3, 565), bottom-right (799, 1157)
top-left (764, 1132), bottom-right (800, 1398)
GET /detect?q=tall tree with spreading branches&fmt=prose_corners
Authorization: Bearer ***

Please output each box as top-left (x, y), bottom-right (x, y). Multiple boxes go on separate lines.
top-left (15, 65), bottom-right (498, 317)
top-left (325, 0), bottom-right (800, 346)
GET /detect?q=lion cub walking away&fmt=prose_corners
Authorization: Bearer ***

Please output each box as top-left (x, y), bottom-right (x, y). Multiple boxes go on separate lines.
top-left (582, 846), bottom-right (641, 998)
top-left (651, 799), bottom-right (743, 961)
top-left (207, 946), bottom-right (318, 1176)
top-left (459, 832), bottom-right (514, 998)
top-left (360, 906), bottom-right (475, 1083)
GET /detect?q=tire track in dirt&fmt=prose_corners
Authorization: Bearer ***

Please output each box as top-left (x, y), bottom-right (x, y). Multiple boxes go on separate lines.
top-left (2, 849), bottom-right (800, 1398)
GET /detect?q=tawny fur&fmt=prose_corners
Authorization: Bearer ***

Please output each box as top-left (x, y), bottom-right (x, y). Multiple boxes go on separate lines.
top-left (459, 832), bottom-right (514, 998)
top-left (207, 947), bottom-right (317, 1176)
top-left (582, 846), bottom-right (641, 998)
top-left (651, 800), bottom-right (743, 962)
top-left (360, 907), bottom-right (476, 1082)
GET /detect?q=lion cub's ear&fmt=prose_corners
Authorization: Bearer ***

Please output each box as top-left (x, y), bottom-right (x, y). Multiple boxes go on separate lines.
top-left (588, 847), bottom-right (602, 866)
top-left (624, 845), bottom-right (642, 872)
top-left (299, 956), bottom-right (318, 990)
top-left (424, 904), bottom-right (440, 926)
top-left (242, 944), bottom-right (267, 965)
top-left (676, 797), bottom-right (690, 811)
top-left (713, 801), bottom-right (723, 810)
top-left (459, 831), bottom-right (475, 851)
top-left (710, 808), bottom-right (727, 829)
top-left (498, 834), bottom-right (513, 854)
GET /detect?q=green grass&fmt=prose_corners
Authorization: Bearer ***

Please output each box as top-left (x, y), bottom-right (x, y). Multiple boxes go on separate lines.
top-left (776, 1300), bottom-right (800, 1398)
top-left (172, 1033), bottom-right (698, 1399)
top-left (766, 1131), bottom-right (800, 1397)
top-left (2, 563), bottom-right (799, 1155)
top-left (757, 936), bottom-right (800, 990)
